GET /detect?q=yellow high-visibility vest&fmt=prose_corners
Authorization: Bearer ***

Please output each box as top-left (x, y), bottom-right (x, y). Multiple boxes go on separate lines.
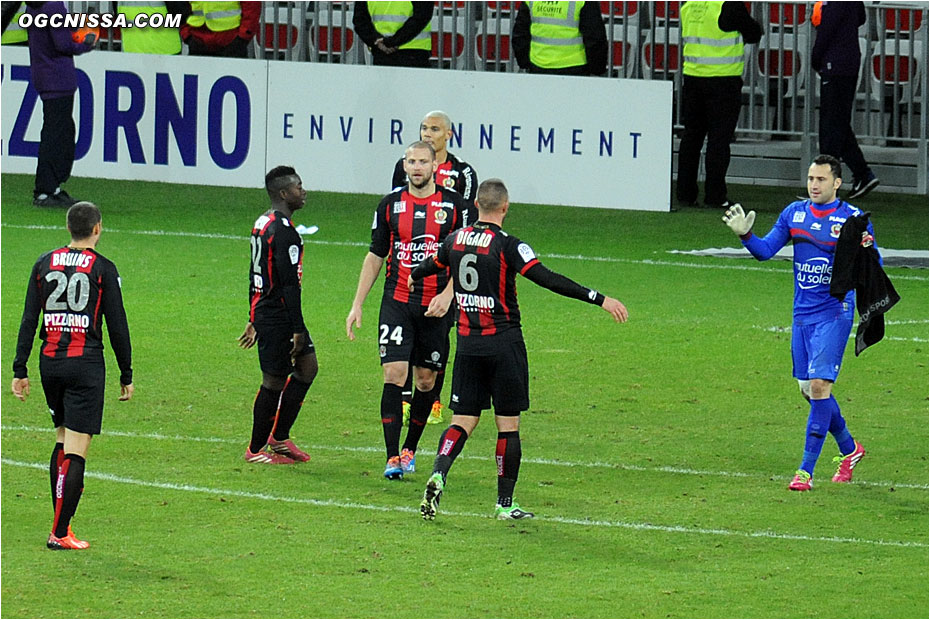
top-left (118, 2), bottom-right (181, 54)
top-left (528, 1), bottom-right (587, 69)
top-left (187, 1), bottom-right (241, 32)
top-left (681, 1), bottom-right (744, 77)
top-left (2, 11), bottom-right (28, 44)
top-left (370, 1), bottom-right (430, 51)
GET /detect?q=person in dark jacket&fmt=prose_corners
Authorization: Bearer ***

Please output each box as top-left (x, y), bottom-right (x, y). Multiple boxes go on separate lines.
top-left (811, 0), bottom-right (879, 200)
top-left (512, 1), bottom-right (607, 76)
top-left (24, 1), bottom-right (95, 207)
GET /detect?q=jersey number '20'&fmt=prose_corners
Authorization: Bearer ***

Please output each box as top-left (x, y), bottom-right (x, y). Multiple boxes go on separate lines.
top-left (45, 272), bottom-right (90, 312)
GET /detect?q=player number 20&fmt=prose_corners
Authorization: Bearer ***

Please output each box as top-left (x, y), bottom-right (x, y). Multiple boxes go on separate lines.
top-left (379, 324), bottom-right (403, 346)
top-left (44, 271), bottom-right (90, 312)
top-left (459, 254), bottom-right (479, 291)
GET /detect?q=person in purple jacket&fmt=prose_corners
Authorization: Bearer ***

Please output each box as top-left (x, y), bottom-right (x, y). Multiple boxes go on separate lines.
top-left (24, 1), bottom-right (95, 208)
top-left (811, 1), bottom-right (879, 201)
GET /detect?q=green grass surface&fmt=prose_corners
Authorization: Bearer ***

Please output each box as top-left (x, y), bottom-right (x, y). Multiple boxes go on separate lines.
top-left (2, 173), bottom-right (927, 618)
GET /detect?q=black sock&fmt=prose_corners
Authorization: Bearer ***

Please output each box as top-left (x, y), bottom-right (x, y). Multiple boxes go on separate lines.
top-left (53, 454), bottom-right (85, 538)
top-left (402, 368), bottom-right (413, 404)
top-left (433, 369), bottom-right (446, 403)
top-left (432, 423), bottom-right (470, 481)
top-left (250, 386), bottom-right (281, 453)
top-left (50, 442), bottom-right (64, 511)
top-left (381, 383), bottom-right (404, 459)
top-left (496, 430), bottom-right (521, 507)
top-left (402, 388), bottom-right (433, 452)
top-left (272, 377), bottom-right (312, 441)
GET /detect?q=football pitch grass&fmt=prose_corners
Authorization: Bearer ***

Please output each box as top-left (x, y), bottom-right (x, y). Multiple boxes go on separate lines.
top-left (1, 172), bottom-right (927, 618)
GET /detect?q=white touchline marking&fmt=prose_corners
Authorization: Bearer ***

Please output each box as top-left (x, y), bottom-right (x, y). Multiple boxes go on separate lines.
top-left (2, 458), bottom-right (924, 549)
top-left (755, 325), bottom-right (929, 343)
top-left (3, 425), bottom-right (926, 490)
top-left (4, 223), bottom-right (926, 281)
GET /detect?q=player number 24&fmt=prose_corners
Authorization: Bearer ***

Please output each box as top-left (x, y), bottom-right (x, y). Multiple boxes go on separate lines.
top-left (379, 324), bottom-right (403, 346)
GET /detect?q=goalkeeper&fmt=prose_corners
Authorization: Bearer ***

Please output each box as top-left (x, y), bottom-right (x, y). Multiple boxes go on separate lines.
top-left (722, 154), bottom-right (871, 492)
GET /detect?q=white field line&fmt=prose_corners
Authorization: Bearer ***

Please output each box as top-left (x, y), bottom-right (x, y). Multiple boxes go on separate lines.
top-left (755, 324), bottom-right (929, 343)
top-left (3, 424), bottom-right (926, 491)
top-left (4, 223), bottom-right (927, 281)
top-left (2, 458), bottom-right (925, 549)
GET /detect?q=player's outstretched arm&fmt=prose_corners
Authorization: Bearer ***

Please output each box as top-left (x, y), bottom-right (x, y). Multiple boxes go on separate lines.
top-left (601, 296), bottom-right (629, 323)
top-left (11, 377), bottom-right (30, 402)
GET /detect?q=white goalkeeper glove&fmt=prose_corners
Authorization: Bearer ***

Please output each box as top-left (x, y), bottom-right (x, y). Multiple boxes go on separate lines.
top-left (722, 203), bottom-right (755, 236)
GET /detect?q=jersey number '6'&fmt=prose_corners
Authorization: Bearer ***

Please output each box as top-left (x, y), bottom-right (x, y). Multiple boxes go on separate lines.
top-left (459, 254), bottom-right (479, 292)
top-left (44, 271), bottom-right (90, 312)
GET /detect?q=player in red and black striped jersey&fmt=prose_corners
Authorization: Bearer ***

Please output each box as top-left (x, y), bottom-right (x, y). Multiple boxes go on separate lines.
top-left (410, 179), bottom-right (628, 520)
top-left (347, 141), bottom-right (472, 480)
top-left (391, 110), bottom-right (479, 425)
top-left (11, 202), bottom-right (133, 550)
top-left (238, 166), bottom-right (319, 465)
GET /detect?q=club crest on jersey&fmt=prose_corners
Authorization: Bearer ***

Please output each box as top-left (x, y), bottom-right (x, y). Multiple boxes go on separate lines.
top-left (379, 345), bottom-right (387, 358)
top-left (434, 209), bottom-right (448, 225)
top-left (830, 223), bottom-right (843, 238)
top-left (393, 201), bottom-right (406, 214)
top-left (443, 176), bottom-right (455, 188)
top-left (793, 211), bottom-right (806, 223)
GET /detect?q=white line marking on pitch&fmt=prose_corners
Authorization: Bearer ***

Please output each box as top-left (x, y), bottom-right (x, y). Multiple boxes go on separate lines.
top-left (4, 224), bottom-right (926, 281)
top-left (755, 324), bottom-right (929, 343)
top-left (3, 425), bottom-right (926, 490)
top-left (2, 459), bottom-right (924, 549)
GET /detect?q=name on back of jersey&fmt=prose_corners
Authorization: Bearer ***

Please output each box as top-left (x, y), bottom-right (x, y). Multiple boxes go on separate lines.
top-left (51, 252), bottom-right (93, 269)
top-left (456, 229), bottom-right (493, 248)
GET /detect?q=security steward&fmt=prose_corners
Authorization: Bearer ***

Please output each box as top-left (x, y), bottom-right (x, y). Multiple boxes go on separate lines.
top-left (117, 1), bottom-right (189, 54)
top-left (181, 0), bottom-right (259, 58)
top-left (512, 0), bottom-right (607, 76)
top-left (676, 1), bottom-right (761, 209)
top-left (1, 4), bottom-right (28, 46)
top-left (353, 1), bottom-right (432, 68)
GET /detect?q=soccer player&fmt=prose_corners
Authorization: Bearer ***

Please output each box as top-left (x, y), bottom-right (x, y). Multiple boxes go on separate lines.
top-left (238, 166), bottom-right (318, 464)
top-left (11, 201), bottom-right (134, 550)
top-left (722, 154), bottom-right (870, 491)
top-left (391, 110), bottom-right (479, 427)
top-left (346, 141), bottom-right (470, 480)
top-left (410, 179), bottom-right (628, 520)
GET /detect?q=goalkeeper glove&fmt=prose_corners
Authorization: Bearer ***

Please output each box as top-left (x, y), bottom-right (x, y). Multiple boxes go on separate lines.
top-left (722, 203), bottom-right (755, 236)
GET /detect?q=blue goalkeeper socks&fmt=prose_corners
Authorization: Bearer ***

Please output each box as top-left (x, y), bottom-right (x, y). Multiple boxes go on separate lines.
top-left (800, 397), bottom-right (833, 475)
top-left (826, 395), bottom-right (856, 455)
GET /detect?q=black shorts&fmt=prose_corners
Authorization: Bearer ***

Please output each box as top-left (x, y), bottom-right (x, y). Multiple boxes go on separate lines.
top-left (41, 364), bottom-right (106, 435)
top-left (378, 297), bottom-right (450, 370)
top-left (254, 321), bottom-right (314, 377)
top-left (449, 340), bottom-right (529, 414)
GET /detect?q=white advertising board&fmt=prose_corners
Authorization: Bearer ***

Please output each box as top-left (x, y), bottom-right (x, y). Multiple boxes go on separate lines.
top-left (2, 49), bottom-right (672, 210)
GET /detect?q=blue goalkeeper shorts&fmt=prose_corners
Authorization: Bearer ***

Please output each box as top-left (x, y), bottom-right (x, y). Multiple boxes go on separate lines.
top-left (791, 318), bottom-right (854, 382)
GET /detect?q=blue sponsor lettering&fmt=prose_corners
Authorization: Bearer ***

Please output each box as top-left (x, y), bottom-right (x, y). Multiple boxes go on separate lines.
top-left (74, 70), bottom-right (94, 161)
top-left (630, 131), bottom-right (641, 158)
top-left (8, 64), bottom-right (39, 157)
top-left (283, 113), bottom-right (293, 139)
top-left (104, 70), bottom-right (146, 163)
top-left (340, 115), bottom-right (353, 141)
top-left (154, 73), bottom-right (196, 166)
top-left (390, 119), bottom-right (403, 144)
top-left (538, 127), bottom-right (554, 153)
top-left (449, 122), bottom-right (462, 149)
top-left (572, 129), bottom-right (582, 155)
top-left (207, 76), bottom-right (250, 170)
top-left (599, 131), bottom-right (612, 157)
top-left (510, 125), bottom-right (521, 152)
top-left (368, 117), bottom-right (374, 143)
top-left (479, 124), bottom-right (492, 150)
top-left (309, 114), bottom-right (323, 140)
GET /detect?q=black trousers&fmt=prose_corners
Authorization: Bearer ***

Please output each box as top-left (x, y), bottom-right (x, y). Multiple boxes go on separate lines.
top-left (371, 48), bottom-right (430, 68)
top-left (818, 74), bottom-right (869, 181)
top-left (35, 95), bottom-right (75, 197)
top-left (676, 75), bottom-right (743, 205)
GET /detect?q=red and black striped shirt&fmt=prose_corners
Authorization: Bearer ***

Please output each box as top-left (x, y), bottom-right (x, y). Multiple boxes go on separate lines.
top-left (248, 209), bottom-right (306, 331)
top-left (13, 247), bottom-right (132, 384)
top-left (370, 186), bottom-right (467, 307)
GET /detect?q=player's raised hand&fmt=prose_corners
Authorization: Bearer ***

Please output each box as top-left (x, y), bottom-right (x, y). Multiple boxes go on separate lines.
top-left (119, 383), bottom-right (134, 401)
top-left (722, 203), bottom-right (755, 236)
top-left (407, 275), bottom-right (415, 292)
top-left (601, 296), bottom-right (629, 323)
top-left (425, 286), bottom-right (453, 318)
top-left (11, 377), bottom-right (30, 401)
top-left (346, 307), bottom-right (362, 341)
top-left (238, 322), bottom-right (257, 349)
